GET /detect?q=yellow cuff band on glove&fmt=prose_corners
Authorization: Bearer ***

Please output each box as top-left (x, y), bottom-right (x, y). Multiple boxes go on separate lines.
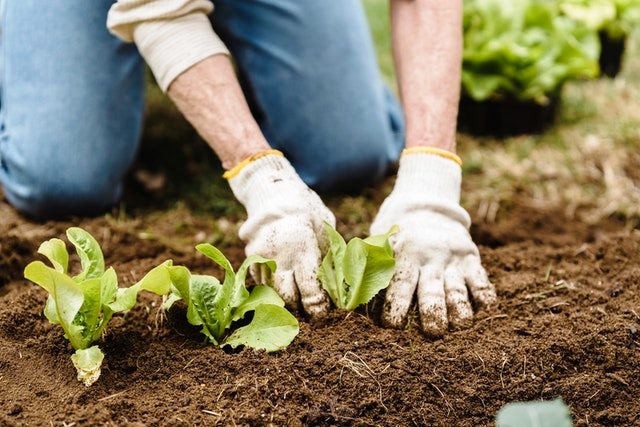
top-left (402, 147), bottom-right (462, 166)
top-left (222, 149), bottom-right (284, 180)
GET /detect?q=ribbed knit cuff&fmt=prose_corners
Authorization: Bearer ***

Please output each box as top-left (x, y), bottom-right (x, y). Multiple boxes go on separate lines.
top-left (228, 155), bottom-right (302, 214)
top-left (395, 153), bottom-right (463, 204)
top-left (132, 12), bottom-right (229, 92)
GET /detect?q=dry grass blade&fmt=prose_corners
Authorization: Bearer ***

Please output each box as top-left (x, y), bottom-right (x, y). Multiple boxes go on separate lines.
top-left (429, 382), bottom-right (454, 416)
top-left (97, 390), bottom-right (128, 402)
top-left (339, 351), bottom-right (388, 411)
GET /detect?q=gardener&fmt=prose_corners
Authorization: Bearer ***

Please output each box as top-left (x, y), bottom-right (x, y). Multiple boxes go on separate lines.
top-left (0, 0), bottom-right (496, 336)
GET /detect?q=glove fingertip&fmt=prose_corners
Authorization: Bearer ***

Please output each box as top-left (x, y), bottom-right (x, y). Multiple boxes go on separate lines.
top-left (421, 324), bottom-right (447, 340)
top-left (419, 308), bottom-right (448, 339)
top-left (274, 270), bottom-right (300, 309)
top-left (303, 295), bottom-right (330, 319)
top-left (447, 303), bottom-right (474, 331)
top-left (474, 287), bottom-right (498, 309)
top-left (381, 263), bottom-right (420, 329)
top-left (381, 300), bottom-right (410, 329)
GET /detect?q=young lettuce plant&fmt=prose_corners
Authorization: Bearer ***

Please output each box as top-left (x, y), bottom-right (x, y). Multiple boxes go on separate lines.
top-left (318, 223), bottom-right (398, 310)
top-left (163, 244), bottom-right (299, 352)
top-left (23, 227), bottom-right (172, 386)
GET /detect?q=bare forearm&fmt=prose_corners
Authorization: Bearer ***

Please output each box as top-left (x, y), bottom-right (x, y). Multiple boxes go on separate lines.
top-left (167, 55), bottom-right (271, 169)
top-left (390, 0), bottom-right (462, 152)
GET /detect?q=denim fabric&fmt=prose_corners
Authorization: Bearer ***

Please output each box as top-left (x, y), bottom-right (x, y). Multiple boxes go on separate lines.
top-left (0, 0), bottom-right (404, 219)
top-left (211, 0), bottom-right (405, 191)
top-left (0, 0), bottom-right (145, 219)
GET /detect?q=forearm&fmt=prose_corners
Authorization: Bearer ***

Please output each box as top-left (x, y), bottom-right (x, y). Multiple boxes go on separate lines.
top-left (390, 0), bottom-right (462, 152)
top-left (167, 55), bottom-right (271, 169)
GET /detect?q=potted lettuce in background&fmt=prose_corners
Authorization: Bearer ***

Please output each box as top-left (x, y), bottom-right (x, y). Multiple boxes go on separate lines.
top-left (560, 0), bottom-right (640, 77)
top-left (459, 0), bottom-right (599, 136)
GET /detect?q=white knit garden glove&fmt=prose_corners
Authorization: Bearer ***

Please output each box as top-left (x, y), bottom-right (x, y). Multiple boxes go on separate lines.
top-left (227, 152), bottom-right (334, 317)
top-left (370, 150), bottom-right (496, 336)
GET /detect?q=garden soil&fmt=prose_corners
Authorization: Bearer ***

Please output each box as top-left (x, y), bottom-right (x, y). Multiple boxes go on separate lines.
top-left (0, 199), bottom-right (638, 426)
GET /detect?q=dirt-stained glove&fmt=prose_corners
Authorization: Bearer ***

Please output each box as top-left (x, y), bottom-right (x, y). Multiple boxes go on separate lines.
top-left (370, 149), bottom-right (496, 336)
top-left (226, 151), bottom-right (334, 318)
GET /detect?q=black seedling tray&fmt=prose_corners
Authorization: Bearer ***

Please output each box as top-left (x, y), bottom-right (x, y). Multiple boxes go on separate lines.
top-left (599, 31), bottom-right (626, 78)
top-left (457, 93), bottom-right (559, 137)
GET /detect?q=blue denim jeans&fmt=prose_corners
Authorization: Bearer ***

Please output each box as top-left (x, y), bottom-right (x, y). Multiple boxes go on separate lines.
top-left (0, 0), bottom-right (405, 219)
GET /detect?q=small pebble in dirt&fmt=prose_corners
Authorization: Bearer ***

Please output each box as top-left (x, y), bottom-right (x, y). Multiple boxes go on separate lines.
top-left (608, 287), bottom-right (623, 297)
top-left (8, 404), bottom-right (22, 416)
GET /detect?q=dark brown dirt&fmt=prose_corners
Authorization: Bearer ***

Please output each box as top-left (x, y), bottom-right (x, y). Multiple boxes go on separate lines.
top-left (0, 198), bottom-right (639, 427)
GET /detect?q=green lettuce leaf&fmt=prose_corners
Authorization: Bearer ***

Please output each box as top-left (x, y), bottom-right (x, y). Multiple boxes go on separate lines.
top-left (90, 268), bottom-right (118, 342)
top-left (193, 245), bottom-right (277, 340)
top-left (25, 228), bottom-right (177, 386)
top-left (37, 238), bottom-right (68, 274)
top-left (319, 223), bottom-right (397, 310)
top-left (66, 227), bottom-right (105, 281)
top-left (165, 245), bottom-right (298, 351)
top-left (164, 265), bottom-right (192, 309)
top-left (24, 261), bottom-right (85, 349)
top-left (75, 278), bottom-right (102, 345)
top-left (196, 244), bottom-right (240, 334)
top-left (318, 224), bottom-right (347, 307)
top-left (233, 285), bottom-right (285, 322)
top-left (235, 255), bottom-right (276, 305)
top-left (223, 304), bottom-right (299, 352)
top-left (343, 238), bottom-right (397, 310)
top-left (189, 274), bottom-right (223, 344)
top-left (108, 260), bottom-right (173, 313)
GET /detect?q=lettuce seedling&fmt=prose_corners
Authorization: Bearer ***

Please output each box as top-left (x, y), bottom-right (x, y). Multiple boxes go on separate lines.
top-left (23, 227), bottom-right (171, 386)
top-left (318, 223), bottom-right (398, 310)
top-left (163, 244), bottom-right (299, 352)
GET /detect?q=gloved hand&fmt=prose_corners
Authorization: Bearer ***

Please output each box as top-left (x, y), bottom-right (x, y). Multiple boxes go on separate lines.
top-left (370, 149), bottom-right (496, 336)
top-left (227, 151), bottom-right (334, 318)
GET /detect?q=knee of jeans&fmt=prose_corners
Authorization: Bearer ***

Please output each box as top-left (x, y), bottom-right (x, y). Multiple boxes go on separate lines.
top-left (4, 170), bottom-right (121, 220)
top-left (297, 126), bottom-right (397, 192)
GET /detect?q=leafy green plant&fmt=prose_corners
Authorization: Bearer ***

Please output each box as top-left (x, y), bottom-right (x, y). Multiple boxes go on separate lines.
top-left (609, 0), bottom-right (640, 39)
top-left (23, 228), bottom-right (171, 386)
top-left (496, 398), bottom-right (573, 427)
top-left (560, 0), bottom-right (640, 40)
top-left (462, 0), bottom-right (599, 104)
top-left (318, 223), bottom-right (397, 310)
top-left (559, 0), bottom-right (616, 31)
top-left (163, 244), bottom-right (299, 352)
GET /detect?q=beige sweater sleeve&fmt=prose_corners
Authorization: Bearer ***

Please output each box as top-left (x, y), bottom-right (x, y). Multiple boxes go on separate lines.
top-left (107, 0), bottom-right (229, 92)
